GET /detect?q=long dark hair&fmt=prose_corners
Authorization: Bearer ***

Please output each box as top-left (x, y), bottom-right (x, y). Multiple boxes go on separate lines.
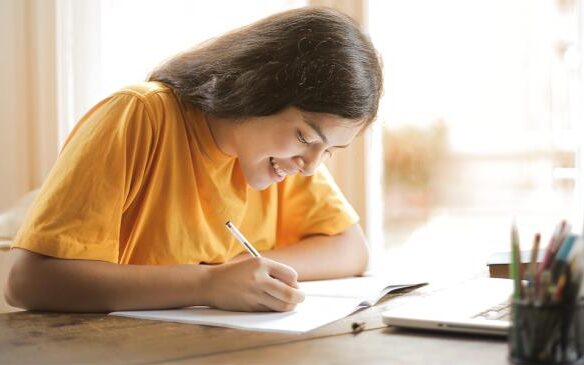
top-left (148, 7), bottom-right (383, 126)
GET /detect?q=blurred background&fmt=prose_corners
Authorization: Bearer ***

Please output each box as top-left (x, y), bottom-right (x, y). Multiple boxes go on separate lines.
top-left (1, 0), bottom-right (583, 285)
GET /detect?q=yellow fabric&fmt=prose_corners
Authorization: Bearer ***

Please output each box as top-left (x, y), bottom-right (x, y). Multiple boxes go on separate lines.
top-left (13, 82), bottom-right (359, 264)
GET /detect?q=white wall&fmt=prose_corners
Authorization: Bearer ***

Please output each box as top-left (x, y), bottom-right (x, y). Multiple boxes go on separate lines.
top-left (0, 0), bottom-right (33, 212)
top-left (0, 0), bottom-right (59, 212)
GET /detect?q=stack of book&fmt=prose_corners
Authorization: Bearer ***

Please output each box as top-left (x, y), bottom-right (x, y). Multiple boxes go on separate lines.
top-left (487, 249), bottom-right (545, 279)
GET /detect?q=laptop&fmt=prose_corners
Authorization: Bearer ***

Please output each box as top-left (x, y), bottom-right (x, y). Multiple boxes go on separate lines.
top-left (382, 277), bottom-right (513, 336)
top-left (382, 210), bottom-right (584, 336)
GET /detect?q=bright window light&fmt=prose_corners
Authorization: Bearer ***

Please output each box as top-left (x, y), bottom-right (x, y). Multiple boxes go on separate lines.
top-left (368, 0), bottom-right (583, 281)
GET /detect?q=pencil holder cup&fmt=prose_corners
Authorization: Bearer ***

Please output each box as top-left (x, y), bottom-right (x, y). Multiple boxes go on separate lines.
top-left (509, 299), bottom-right (584, 365)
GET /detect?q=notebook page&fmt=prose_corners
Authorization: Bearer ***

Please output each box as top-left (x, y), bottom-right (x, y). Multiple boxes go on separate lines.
top-left (111, 277), bottom-right (426, 333)
top-left (299, 276), bottom-right (426, 306)
top-left (111, 295), bottom-right (362, 334)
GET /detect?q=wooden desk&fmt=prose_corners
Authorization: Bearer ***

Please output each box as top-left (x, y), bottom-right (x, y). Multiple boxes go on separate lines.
top-left (0, 306), bottom-right (508, 365)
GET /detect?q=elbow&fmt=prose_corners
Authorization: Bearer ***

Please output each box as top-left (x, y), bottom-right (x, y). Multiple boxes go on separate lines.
top-left (354, 238), bottom-right (370, 276)
top-left (3, 280), bottom-right (16, 308)
top-left (360, 243), bottom-right (370, 275)
top-left (4, 249), bottom-right (44, 310)
top-left (343, 223), bottom-right (370, 277)
top-left (4, 281), bottom-right (26, 309)
top-left (4, 262), bottom-right (25, 309)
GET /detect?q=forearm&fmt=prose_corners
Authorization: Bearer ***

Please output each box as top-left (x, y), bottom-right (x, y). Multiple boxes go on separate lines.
top-left (5, 249), bottom-right (211, 312)
top-left (261, 224), bottom-right (369, 281)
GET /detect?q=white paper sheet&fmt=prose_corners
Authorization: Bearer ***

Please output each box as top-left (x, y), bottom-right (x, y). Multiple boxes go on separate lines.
top-left (110, 277), bottom-right (424, 334)
top-left (112, 295), bottom-right (362, 334)
top-left (299, 276), bottom-right (408, 303)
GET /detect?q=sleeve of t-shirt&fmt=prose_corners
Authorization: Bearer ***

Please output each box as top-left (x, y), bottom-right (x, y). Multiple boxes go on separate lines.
top-left (12, 92), bottom-right (156, 263)
top-left (275, 165), bottom-right (360, 247)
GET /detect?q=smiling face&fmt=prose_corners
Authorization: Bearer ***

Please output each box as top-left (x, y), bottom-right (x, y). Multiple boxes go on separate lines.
top-left (207, 107), bottom-right (363, 190)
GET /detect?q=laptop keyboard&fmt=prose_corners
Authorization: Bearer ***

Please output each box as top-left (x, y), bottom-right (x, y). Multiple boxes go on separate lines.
top-left (471, 301), bottom-right (511, 321)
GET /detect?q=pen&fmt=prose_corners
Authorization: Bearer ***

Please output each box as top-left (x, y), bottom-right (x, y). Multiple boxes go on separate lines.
top-left (526, 233), bottom-right (540, 302)
top-left (550, 234), bottom-right (577, 282)
top-left (555, 234), bottom-right (577, 262)
top-left (225, 220), bottom-right (261, 257)
top-left (528, 233), bottom-right (540, 279)
top-left (511, 222), bottom-right (522, 300)
top-left (536, 221), bottom-right (565, 284)
top-left (510, 222), bottom-right (524, 356)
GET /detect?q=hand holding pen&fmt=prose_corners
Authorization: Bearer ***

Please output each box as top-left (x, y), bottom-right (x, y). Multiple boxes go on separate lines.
top-left (201, 221), bottom-right (304, 312)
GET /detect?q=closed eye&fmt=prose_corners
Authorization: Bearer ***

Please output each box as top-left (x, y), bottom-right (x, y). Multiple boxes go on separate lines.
top-left (298, 130), bottom-right (334, 158)
top-left (297, 131), bottom-right (310, 145)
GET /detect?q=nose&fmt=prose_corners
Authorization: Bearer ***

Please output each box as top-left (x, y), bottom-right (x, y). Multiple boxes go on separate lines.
top-left (293, 149), bottom-right (324, 176)
top-left (292, 156), bottom-right (305, 172)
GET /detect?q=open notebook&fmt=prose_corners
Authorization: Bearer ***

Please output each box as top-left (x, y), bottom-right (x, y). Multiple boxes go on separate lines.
top-left (110, 277), bottom-right (426, 334)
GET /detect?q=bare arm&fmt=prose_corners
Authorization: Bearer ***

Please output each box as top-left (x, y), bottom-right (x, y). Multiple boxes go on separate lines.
top-left (4, 248), bottom-right (304, 313)
top-left (258, 223), bottom-right (369, 281)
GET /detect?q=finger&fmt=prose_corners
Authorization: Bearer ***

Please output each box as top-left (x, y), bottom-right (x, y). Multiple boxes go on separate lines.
top-left (259, 291), bottom-right (299, 312)
top-left (265, 260), bottom-right (299, 288)
top-left (254, 303), bottom-right (274, 312)
top-left (262, 277), bottom-right (305, 305)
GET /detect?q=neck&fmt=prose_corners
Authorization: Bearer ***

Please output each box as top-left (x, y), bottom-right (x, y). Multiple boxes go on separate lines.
top-left (205, 114), bottom-right (238, 157)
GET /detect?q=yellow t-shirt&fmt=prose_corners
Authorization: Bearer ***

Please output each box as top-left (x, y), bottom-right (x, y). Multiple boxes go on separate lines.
top-left (13, 82), bottom-right (359, 264)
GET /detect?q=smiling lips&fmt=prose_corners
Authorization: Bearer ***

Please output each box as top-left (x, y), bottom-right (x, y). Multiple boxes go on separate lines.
top-left (270, 157), bottom-right (292, 179)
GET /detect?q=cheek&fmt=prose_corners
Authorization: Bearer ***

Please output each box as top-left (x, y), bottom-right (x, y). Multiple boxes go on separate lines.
top-left (249, 144), bottom-right (298, 160)
top-left (240, 132), bottom-right (301, 162)
top-left (268, 138), bottom-right (302, 157)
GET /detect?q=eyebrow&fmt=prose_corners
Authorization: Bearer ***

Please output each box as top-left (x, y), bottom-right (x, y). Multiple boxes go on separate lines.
top-left (304, 120), bottom-right (351, 149)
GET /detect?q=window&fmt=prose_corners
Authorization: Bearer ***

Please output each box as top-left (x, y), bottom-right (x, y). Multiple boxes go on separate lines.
top-left (368, 0), bottom-right (583, 280)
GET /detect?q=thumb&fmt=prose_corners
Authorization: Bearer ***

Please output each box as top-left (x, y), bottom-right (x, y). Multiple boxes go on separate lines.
top-left (266, 259), bottom-right (299, 288)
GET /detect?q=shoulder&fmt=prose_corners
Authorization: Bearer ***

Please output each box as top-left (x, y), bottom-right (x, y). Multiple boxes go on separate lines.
top-left (112, 81), bottom-right (180, 120)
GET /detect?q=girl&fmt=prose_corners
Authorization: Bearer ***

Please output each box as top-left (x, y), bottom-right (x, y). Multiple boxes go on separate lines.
top-left (5, 7), bottom-right (382, 313)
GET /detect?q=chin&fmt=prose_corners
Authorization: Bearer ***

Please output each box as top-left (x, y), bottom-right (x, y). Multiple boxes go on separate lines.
top-left (241, 161), bottom-right (278, 191)
top-left (249, 180), bottom-right (272, 191)
top-left (243, 173), bottom-right (272, 191)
